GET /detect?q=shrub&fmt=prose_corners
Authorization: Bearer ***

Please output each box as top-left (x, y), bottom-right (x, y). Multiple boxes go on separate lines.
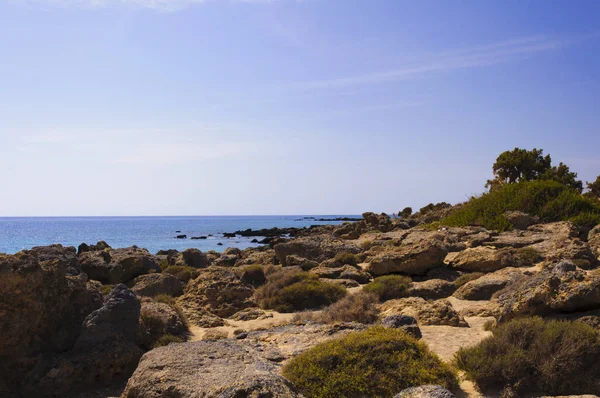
top-left (240, 264), bottom-right (266, 287)
top-left (255, 269), bottom-right (347, 313)
top-left (283, 326), bottom-right (457, 398)
top-left (154, 294), bottom-right (188, 327)
top-left (334, 251), bottom-right (358, 266)
top-left (295, 292), bottom-right (380, 324)
top-left (152, 334), bottom-right (183, 348)
top-left (362, 275), bottom-right (412, 302)
top-left (453, 272), bottom-right (485, 288)
top-left (163, 265), bottom-right (200, 283)
top-left (442, 180), bottom-right (600, 231)
top-left (455, 317), bottom-right (600, 396)
top-left (99, 284), bottom-right (114, 296)
top-left (516, 247), bottom-right (541, 265)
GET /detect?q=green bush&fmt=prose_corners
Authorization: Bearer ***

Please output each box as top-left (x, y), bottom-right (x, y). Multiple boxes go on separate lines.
top-left (455, 317), bottom-right (600, 396)
top-left (99, 284), bottom-right (114, 296)
top-left (362, 275), bottom-right (412, 302)
top-left (256, 269), bottom-right (347, 313)
top-left (442, 180), bottom-right (600, 231)
top-left (283, 326), bottom-right (457, 398)
top-left (453, 272), bottom-right (485, 288)
top-left (240, 264), bottom-right (266, 287)
top-left (310, 292), bottom-right (380, 324)
top-left (152, 334), bottom-right (183, 348)
top-left (334, 251), bottom-right (358, 266)
top-left (163, 265), bottom-right (200, 283)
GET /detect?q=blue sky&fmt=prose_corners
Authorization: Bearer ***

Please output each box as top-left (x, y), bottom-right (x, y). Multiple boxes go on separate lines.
top-left (1, 0), bottom-right (599, 216)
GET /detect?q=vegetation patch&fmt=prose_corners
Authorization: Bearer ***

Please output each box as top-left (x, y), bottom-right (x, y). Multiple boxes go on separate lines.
top-left (239, 264), bottom-right (266, 287)
top-left (283, 326), bottom-right (457, 398)
top-left (442, 180), bottom-right (600, 231)
top-left (255, 269), bottom-right (347, 313)
top-left (362, 275), bottom-right (412, 302)
top-left (293, 292), bottom-right (380, 324)
top-left (163, 265), bottom-right (200, 283)
top-left (152, 333), bottom-right (183, 348)
top-left (453, 272), bottom-right (485, 288)
top-left (455, 317), bottom-right (600, 396)
top-left (334, 251), bottom-right (358, 266)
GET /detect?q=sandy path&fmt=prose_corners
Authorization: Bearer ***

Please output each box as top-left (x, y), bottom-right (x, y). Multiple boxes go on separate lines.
top-left (189, 311), bottom-right (297, 340)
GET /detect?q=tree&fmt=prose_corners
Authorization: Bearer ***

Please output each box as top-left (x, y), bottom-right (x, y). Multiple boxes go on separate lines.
top-left (586, 175), bottom-right (600, 199)
top-left (399, 207), bottom-right (412, 218)
top-left (486, 148), bottom-right (582, 192)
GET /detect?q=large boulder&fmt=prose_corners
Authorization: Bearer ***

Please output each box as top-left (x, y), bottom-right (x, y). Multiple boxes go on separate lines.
top-left (181, 248), bottom-right (210, 268)
top-left (140, 299), bottom-right (187, 342)
top-left (131, 273), bottom-right (183, 297)
top-left (366, 230), bottom-right (461, 276)
top-left (381, 314), bottom-right (422, 339)
top-left (0, 245), bottom-right (103, 394)
top-left (444, 246), bottom-right (537, 273)
top-left (498, 261), bottom-right (600, 320)
top-left (309, 264), bottom-right (371, 284)
top-left (122, 339), bottom-right (300, 398)
top-left (176, 267), bottom-right (255, 320)
top-left (409, 279), bottom-right (456, 300)
top-left (380, 297), bottom-right (468, 327)
top-left (274, 236), bottom-right (360, 266)
top-left (453, 268), bottom-right (524, 301)
top-left (504, 211), bottom-right (539, 230)
top-left (79, 246), bottom-right (161, 284)
top-left (77, 240), bottom-right (110, 255)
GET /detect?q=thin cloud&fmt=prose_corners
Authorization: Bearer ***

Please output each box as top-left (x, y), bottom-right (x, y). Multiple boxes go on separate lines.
top-left (293, 36), bottom-right (566, 90)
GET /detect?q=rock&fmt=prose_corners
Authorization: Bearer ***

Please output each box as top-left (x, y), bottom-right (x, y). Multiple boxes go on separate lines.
top-left (381, 315), bottom-right (422, 339)
top-left (79, 246), bottom-right (161, 284)
top-left (409, 279), bottom-right (456, 300)
top-left (0, 245), bottom-right (104, 394)
top-left (395, 385), bottom-right (456, 398)
top-left (504, 211), bottom-right (540, 230)
top-left (251, 239), bottom-right (259, 243)
top-left (217, 242), bottom-right (223, 246)
top-left (175, 235), bottom-right (187, 239)
top-left (366, 231), bottom-right (457, 276)
top-left (176, 267), bottom-right (255, 319)
top-left (77, 240), bottom-right (111, 255)
top-left (190, 236), bottom-right (208, 240)
top-left (589, 225), bottom-right (600, 259)
top-left (498, 261), bottom-right (600, 319)
top-left (121, 339), bottom-right (300, 398)
top-left (214, 254), bottom-right (238, 267)
top-left (229, 307), bottom-right (269, 321)
top-left (181, 248), bottom-right (209, 268)
top-left (131, 273), bottom-right (183, 297)
top-left (444, 246), bottom-right (537, 273)
top-left (274, 236), bottom-right (360, 266)
top-left (223, 232), bottom-right (237, 238)
top-left (140, 299), bottom-right (187, 339)
top-left (310, 264), bottom-right (371, 283)
top-left (453, 268), bottom-right (523, 300)
top-left (319, 278), bottom-right (361, 288)
top-left (380, 298), bottom-right (468, 327)
top-left (284, 255), bottom-right (319, 270)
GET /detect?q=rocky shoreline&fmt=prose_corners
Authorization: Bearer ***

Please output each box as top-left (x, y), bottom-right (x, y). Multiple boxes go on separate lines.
top-left (2, 209), bottom-right (600, 397)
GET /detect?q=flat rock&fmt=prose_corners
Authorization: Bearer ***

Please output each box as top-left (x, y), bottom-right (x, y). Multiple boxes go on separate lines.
top-left (380, 297), bottom-right (468, 327)
top-left (395, 385), bottom-right (455, 398)
top-left (131, 273), bottom-right (183, 297)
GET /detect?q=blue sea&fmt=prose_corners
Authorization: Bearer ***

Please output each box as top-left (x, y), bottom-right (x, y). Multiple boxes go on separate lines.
top-left (0, 216), bottom-right (358, 254)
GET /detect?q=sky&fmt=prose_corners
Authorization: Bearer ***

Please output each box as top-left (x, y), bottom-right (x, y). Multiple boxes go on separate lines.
top-left (1, 0), bottom-right (599, 216)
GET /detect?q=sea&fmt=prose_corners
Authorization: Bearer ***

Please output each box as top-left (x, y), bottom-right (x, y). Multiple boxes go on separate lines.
top-left (0, 215), bottom-right (359, 254)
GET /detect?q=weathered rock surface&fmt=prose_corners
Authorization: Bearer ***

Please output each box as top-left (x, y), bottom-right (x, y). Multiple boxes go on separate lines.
top-left (444, 246), bottom-right (539, 273)
top-left (180, 248), bottom-right (210, 268)
top-left (589, 225), bottom-right (600, 259)
top-left (274, 236), bottom-right (360, 266)
top-left (309, 264), bottom-right (371, 283)
top-left (380, 298), bottom-right (468, 327)
top-left (140, 299), bottom-right (187, 340)
top-left (79, 246), bottom-right (161, 284)
top-left (498, 261), bottom-right (600, 319)
top-left (409, 279), bottom-right (456, 300)
top-left (381, 314), bottom-right (422, 339)
top-left (505, 211), bottom-right (540, 230)
top-left (284, 254), bottom-right (319, 270)
top-left (176, 267), bottom-right (255, 320)
top-left (454, 268), bottom-right (525, 300)
top-left (77, 240), bottom-right (111, 255)
top-left (121, 339), bottom-right (300, 398)
top-left (395, 385), bottom-right (456, 398)
top-left (131, 273), bottom-right (183, 297)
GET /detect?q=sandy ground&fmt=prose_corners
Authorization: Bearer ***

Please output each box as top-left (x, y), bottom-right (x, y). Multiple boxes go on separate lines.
top-left (189, 310), bottom-right (297, 340)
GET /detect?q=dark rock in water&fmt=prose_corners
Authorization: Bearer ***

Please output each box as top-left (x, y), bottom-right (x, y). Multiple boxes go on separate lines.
top-left (223, 232), bottom-right (236, 238)
top-left (217, 242), bottom-right (223, 246)
top-left (79, 246), bottom-right (161, 284)
top-left (190, 236), bottom-right (208, 240)
top-left (232, 227), bottom-right (298, 237)
top-left (122, 339), bottom-right (300, 398)
top-left (175, 234), bottom-right (187, 239)
top-left (251, 239), bottom-right (259, 243)
top-left (175, 230), bottom-right (181, 233)
top-left (208, 234), bottom-right (213, 236)
top-left (381, 314), bottom-right (422, 339)
top-left (395, 385), bottom-right (456, 398)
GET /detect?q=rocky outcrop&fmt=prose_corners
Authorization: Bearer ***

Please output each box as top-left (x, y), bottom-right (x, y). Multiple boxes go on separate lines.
top-left (140, 299), bottom-right (187, 341)
top-left (122, 339), bottom-right (300, 398)
top-left (181, 248), bottom-right (210, 268)
top-left (381, 314), bottom-right (422, 339)
top-left (444, 246), bottom-right (538, 273)
top-left (284, 254), bottom-right (319, 270)
top-left (131, 273), bottom-right (183, 297)
top-left (395, 385), bottom-right (456, 398)
top-left (498, 261), bottom-right (600, 319)
top-left (0, 245), bottom-right (104, 394)
top-left (380, 297), bottom-right (468, 327)
top-left (589, 225), bottom-right (600, 259)
top-left (334, 212), bottom-right (395, 239)
top-left (176, 267), bottom-right (255, 320)
top-left (367, 230), bottom-right (462, 276)
top-left (79, 246), bottom-right (161, 284)
top-left (309, 264), bottom-right (371, 283)
top-left (77, 240), bottom-right (111, 255)
top-left (505, 211), bottom-right (540, 230)
top-left (274, 236), bottom-right (360, 266)
top-left (454, 268), bottom-right (524, 300)
top-left (409, 279), bottom-right (456, 300)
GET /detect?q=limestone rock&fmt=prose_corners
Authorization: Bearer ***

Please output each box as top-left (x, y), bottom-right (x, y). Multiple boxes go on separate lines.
top-left (453, 268), bottom-right (525, 300)
top-left (131, 273), bottom-right (183, 297)
top-left (409, 279), bottom-right (456, 300)
top-left (140, 299), bottom-right (187, 340)
top-left (274, 236), bottom-right (360, 266)
top-left (121, 339), bottom-right (300, 398)
top-left (310, 264), bottom-right (371, 283)
top-left (79, 246), bottom-right (161, 284)
top-left (444, 246), bottom-right (537, 273)
top-left (181, 248), bottom-right (210, 268)
top-left (504, 211), bottom-right (540, 230)
top-left (395, 385), bottom-right (456, 398)
top-left (380, 297), bottom-right (468, 327)
top-left (381, 314), bottom-right (422, 339)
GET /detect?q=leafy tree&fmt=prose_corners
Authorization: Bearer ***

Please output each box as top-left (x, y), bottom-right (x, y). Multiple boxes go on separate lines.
top-left (399, 207), bottom-right (413, 218)
top-left (486, 148), bottom-right (582, 192)
top-left (586, 175), bottom-right (600, 199)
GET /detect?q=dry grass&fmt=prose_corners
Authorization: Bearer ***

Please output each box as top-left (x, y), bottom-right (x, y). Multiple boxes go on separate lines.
top-left (292, 292), bottom-right (380, 324)
top-left (362, 275), bottom-right (412, 302)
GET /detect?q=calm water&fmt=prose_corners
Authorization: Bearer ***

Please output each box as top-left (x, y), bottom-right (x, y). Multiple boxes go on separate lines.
top-left (0, 216), bottom-right (357, 254)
